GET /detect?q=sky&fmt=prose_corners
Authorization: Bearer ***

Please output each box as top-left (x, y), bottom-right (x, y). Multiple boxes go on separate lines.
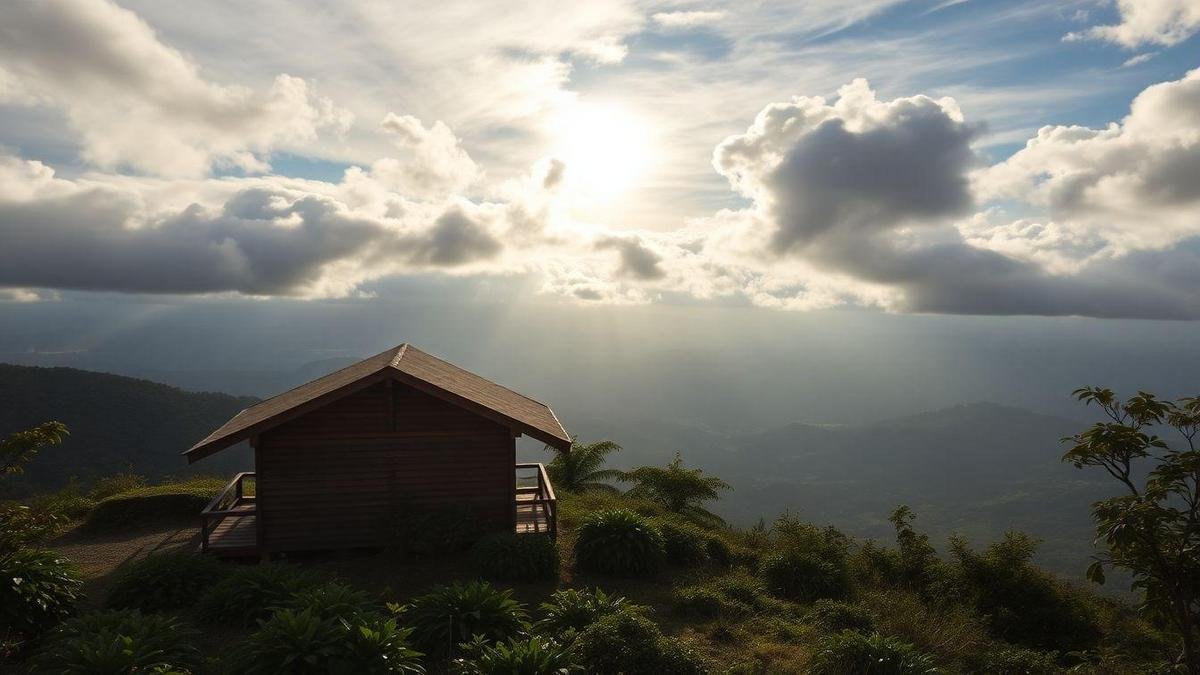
top-left (1, 0), bottom-right (1199, 425)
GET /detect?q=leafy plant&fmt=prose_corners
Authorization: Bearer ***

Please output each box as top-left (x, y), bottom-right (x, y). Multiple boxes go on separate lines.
top-left (472, 532), bottom-right (559, 582)
top-left (89, 473), bottom-right (148, 500)
top-left (0, 421), bottom-right (68, 477)
top-left (964, 644), bottom-right (1060, 674)
top-left (537, 587), bottom-right (639, 636)
top-left (571, 610), bottom-right (705, 674)
top-left (285, 581), bottom-right (382, 622)
top-left (545, 438), bottom-right (623, 493)
top-left (1063, 387), bottom-right (1200, 671)
top-left (232, 608), bottom-right (425, 674)
top-left (809, 630), bottom-right (939, 675)
top-left (32, 609), bottom-right (201, 674)
top-left (0, 548), bottom-right (82, 644)
top-left (621, 453), bottom-right (731, 524)
top-left (807, 599), bottom-right (875, 633)
top-left (406, 580), bottom-right (529, 660)
top-left (454, 635), bottom-right (576, 674)
top-left (197, 563), bottom-right (329, 627)
top-left (654, 517), bottom-right (711, 567)
top-left (573, 509), bottom-right (665, 577)
top-left (105, 550), bottom-right (227, 613)
top-left (950, 532), bottom-right (1099, 652)
top-left (673, 585), bottom-right (751, 621)
top-left (761, 549), bottom-right (850, 602)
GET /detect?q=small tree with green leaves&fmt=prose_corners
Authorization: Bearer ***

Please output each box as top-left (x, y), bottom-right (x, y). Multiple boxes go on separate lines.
top-left (545, 438), bottom-right (623, 493)
top-left (620, 454), bottom-right (731, 524)
top-left (1, 421), bottom-right (68, 477)
top-left (1064, 387), bottom-right (1200, 673)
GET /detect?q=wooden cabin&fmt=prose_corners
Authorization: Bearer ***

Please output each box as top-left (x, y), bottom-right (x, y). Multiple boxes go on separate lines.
top-left (184, 344), bottom-right (570, 557)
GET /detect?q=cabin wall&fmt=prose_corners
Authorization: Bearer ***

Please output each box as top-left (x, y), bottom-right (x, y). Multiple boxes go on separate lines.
top-left (257, 380), bottom-right (515, 552)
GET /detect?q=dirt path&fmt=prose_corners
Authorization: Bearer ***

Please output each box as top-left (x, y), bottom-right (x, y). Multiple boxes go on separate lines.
top-left (48, 521), bottom-right (200, 604)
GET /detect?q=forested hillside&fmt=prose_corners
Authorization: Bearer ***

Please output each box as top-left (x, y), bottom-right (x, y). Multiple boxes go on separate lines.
top-left (0, 364), bottom-right (255, 497)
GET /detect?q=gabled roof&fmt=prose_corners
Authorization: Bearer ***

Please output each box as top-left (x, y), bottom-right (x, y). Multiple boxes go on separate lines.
top-left (185, 344), bottom-right (571, 463)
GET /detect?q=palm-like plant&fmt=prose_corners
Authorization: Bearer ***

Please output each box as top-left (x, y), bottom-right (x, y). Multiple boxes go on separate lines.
top-left (620, 454), bottom-right (731, 524)
top-left (544, 438), bottom-right (623, 493)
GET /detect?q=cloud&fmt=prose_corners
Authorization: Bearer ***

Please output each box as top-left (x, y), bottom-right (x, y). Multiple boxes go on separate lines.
top-left (596, 236), bottom-right (666, 280)
top-left (370, 114), bottom-right (479, 198)
top-left (1121, 52), bottom-right (1157, 67)
top-left (707, 76), bottom-right (1200, 318)
top-left (0, 156), bottom-right (511, 297)
top-left (1065, 0), bottom-right (1200, 48)
top-left (0, 0), bottom-right (351, 178)
top-left (652, 11), bottom-right (726, 29)
top-left (977, 68), bottom-right (1200, 254)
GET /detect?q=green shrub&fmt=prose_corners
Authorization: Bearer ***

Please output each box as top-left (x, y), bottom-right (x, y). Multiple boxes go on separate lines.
top-left (89, 473), bottom-right (148, 500)
top-left (286, 581), bottom-right (381, 622)
top-left (0, 548), bottom-right (82, 642)
top-left (32, 609), bottom-right (200, 674)
top-left (406, 580), bottom-right (529, 660)
top-left (537, 587), bottom-right (638, 636)
top-left (965, 644), bottom-right (1060, 674)
top-left (809, 630), bottom-right (939, 675)
top-left (232, 608), bottom-right (425, 674)
top-left (83, 478), bottom-right (226, 531)
top-left (454, 635), bottom-right (575, 674)
top-left (198, 563), bottom-right (328, 627)
top-left (673, 586), bottom-right (751, 621)
top-left (573, 509), bottom-right (666, 577)
top-left (950, 533), bottom-right (1099, 652)
top-left (571, 610), bottom-right (705, 674)
top-left (807, 599), bottom-right (875, 633)
top-left (654, 518), bottom-right (711, 567)
top-left (760, 549), bottom-right (850, 602)
top-left (704, 534), bottom-right (734, 566)
top-left (471, 532), bottom-right (559, 582)
top-left (105, 551), bottom-right (227, 613)
top-left (0, 503), bottom-right (65, 551)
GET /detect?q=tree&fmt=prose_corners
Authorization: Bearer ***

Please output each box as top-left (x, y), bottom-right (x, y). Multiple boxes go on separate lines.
top-left (621, 453), bottom-right (731, 523)
top-left (544, 438), bottom-right (623, 493)
top-left (1, 421), bottom-right (68, 477)
top-left (1063, 387), bottom-right (1200, 673)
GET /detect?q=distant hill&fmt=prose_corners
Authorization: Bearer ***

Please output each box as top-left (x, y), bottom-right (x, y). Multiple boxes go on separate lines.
top-left (0, 364), bottom-right (257, 497)
top-left (564, 403), bottom-right (1110, 578)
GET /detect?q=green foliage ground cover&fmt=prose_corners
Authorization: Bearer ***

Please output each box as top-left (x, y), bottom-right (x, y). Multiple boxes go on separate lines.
top-left (0, 446), bottom-right (1185, 673)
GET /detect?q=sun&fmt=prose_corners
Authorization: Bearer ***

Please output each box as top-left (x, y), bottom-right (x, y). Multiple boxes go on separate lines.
top-left (550, 101), bottom-right (654, 204)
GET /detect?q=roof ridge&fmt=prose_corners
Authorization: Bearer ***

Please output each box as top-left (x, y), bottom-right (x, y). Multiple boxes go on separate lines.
top-left (390, 343), bottom-right (409, 368)
top-left (404, 344), bottom-right (551, 407)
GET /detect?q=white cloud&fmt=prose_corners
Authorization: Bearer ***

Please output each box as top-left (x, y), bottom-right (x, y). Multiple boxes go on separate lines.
top-left (369, 114), bottom-right (479, 199)
top-left (652, 11), bottom-right (726, 29)
top-left (1121, 52), bottom-right (1157, 67)
top-left (1065, 0), bottom-right (1200, 48)
top-left (0, 0), bottom-right (352, 178)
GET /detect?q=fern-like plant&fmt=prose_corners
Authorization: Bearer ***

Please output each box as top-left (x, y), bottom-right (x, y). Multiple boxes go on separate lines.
top-left (544, 438), bottom-right (623, 493)
top-left (197, 563), bottom-right (328, 627)
top-left (620, 454), bottom-right (731, 524)
top-left (405, 580), bottom-right (529, 660)
top-left (105, 551), bottom-right (227, 613)
top-left (536, 587), bottom-right (638, 636)
top-left (32, 609), bottom-right (201, 674)
top-left (809, 630), bottom-right (939, 675)
top-left (232, 608), bottom-right (425, 674)
top-left (573, 509), bottom-right (665, 577)
top-left (0, 548), bottom-right (82, 643)
top-left (454, 635), bottom-right (576, 674)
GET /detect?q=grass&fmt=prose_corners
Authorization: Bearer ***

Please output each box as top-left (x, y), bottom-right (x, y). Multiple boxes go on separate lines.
top-left (13, 479), bottom-right (1175, 674)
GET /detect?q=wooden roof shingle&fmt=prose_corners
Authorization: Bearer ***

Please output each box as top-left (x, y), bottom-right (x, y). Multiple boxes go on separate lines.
top-left (185, 344), bottom-right (571, 462)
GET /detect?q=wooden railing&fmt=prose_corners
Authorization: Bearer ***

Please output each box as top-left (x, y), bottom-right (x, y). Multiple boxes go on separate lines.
top-left (200, 471), bottom-right (256, 553)
top-left (515, 462), bottom-right (557, 539)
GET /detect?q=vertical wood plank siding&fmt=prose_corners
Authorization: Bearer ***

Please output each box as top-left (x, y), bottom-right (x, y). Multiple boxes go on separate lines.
top-left (258, 380), bottom-right (514, 552)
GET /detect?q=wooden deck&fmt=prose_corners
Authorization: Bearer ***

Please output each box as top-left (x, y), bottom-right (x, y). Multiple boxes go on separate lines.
top-left (201, 463), bottom-right (557, 557)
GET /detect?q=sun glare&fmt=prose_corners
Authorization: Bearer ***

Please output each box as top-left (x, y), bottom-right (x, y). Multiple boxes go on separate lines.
top-left (551, 101), bottom-right (654, 205)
